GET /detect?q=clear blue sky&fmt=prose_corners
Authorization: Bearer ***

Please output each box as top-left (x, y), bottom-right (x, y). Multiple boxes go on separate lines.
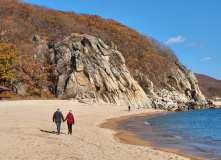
top-left (22, 0), bottom-right (221, 80)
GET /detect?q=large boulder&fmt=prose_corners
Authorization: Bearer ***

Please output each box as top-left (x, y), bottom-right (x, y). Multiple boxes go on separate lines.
top-left (12, 82), bottom-right (26, 96)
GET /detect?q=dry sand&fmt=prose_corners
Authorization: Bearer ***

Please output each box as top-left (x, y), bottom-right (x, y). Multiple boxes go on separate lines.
top-left (214, 101), bottom-right (221, 106)
top-left (0, 100), bottom-right (201, 160)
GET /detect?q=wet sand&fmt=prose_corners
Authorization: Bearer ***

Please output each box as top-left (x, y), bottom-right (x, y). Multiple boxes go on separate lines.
top-left (101, 112), bottom-right (208, 160)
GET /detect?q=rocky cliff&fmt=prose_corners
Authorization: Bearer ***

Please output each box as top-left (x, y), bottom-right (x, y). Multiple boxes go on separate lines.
top-left (42, 34), bottom-right (151, 108)
top-left (136, 61), bottom-right (208, 111)
top-left (16, 33), bottom-right (209, 110)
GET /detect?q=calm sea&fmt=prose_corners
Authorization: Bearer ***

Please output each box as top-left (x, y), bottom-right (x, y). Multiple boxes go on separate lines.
top-left (118, 109), bottom-right (221, 160)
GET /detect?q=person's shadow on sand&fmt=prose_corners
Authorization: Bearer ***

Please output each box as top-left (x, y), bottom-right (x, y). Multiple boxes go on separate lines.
top-left (40, 130), bottom-right (66, 135)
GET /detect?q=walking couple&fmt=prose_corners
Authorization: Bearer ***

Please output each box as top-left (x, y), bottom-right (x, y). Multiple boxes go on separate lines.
top-left (53, 108), bottom-right (75, 135)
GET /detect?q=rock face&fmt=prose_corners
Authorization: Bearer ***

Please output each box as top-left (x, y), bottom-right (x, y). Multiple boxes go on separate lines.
top-left (46, 34), bottom-right (152, 108)
top-left (15, 33), bottom-right (209, 110)
top-left (12, 82), bottom-right (26, 96)
top-left (136, 62), bottom-right (208, 111)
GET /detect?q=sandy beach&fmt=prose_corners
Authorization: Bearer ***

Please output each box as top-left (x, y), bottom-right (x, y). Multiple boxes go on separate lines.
top-left (214, 101), bottom-right (221, 106)
top-left (0, 100), bottom-right (202, 160)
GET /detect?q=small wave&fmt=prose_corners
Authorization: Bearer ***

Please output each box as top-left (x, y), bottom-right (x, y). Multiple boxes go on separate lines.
top-left (159, 134), bottom-right (174, 138)
top-left (175, 136), bottom-right (183, 139)
top-left (130, 118), bottom-right (137, 121)
top-left (144, 121), bottom-right (150, 125)
top-left (194, 146), bottom-right (211, 153)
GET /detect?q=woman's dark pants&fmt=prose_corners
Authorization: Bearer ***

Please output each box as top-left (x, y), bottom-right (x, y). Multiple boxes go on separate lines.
top-left (68, 124), bottom-right (72, 134)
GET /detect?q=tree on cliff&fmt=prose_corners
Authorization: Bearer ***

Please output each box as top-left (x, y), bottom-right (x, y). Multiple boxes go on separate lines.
top-left (0, 42), bottom-right (18, 83)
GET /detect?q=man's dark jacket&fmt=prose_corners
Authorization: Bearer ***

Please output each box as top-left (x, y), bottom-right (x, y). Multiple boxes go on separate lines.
top-left (53, 111), bottom-right (64, 123)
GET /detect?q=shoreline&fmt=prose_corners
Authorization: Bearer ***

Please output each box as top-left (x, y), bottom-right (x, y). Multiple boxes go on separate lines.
top-left (101, 111), bottom-right (208, 160)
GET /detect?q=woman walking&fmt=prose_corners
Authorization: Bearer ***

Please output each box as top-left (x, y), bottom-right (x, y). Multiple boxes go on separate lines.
top-left (64, 110), bottom-right (75, 135)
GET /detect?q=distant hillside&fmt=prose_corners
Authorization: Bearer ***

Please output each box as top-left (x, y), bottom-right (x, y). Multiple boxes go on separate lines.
top-left (195, 73), bottom-right (221, 99)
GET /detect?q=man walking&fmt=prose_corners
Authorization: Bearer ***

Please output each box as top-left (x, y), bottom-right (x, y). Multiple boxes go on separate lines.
top-left (128, 105), bottom-right (131, 112)
top-left (53, 108), bottom-right (64, 135)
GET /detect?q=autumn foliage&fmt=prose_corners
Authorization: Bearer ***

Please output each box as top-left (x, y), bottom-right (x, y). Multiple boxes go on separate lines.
top-left (0, 0), bottom-right (180, 95)
top-left (0, 42), bottom-right (17, 81)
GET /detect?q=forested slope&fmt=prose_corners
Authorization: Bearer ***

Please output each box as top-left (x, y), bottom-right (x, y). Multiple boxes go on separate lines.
top-left (0, 0), bottom-right (178, 93)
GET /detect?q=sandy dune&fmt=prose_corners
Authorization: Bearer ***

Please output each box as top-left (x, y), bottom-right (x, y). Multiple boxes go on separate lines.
top-left (0, 100), bottom-right (190, 160)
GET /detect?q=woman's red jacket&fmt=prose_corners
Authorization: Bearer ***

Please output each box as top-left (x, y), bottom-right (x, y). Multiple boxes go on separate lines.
top-left (64, 113), bottom-right (75, 124)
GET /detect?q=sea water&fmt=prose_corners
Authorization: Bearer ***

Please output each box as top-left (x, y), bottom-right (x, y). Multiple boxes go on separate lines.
top-left (118, 109), bottom-right (221, 160)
